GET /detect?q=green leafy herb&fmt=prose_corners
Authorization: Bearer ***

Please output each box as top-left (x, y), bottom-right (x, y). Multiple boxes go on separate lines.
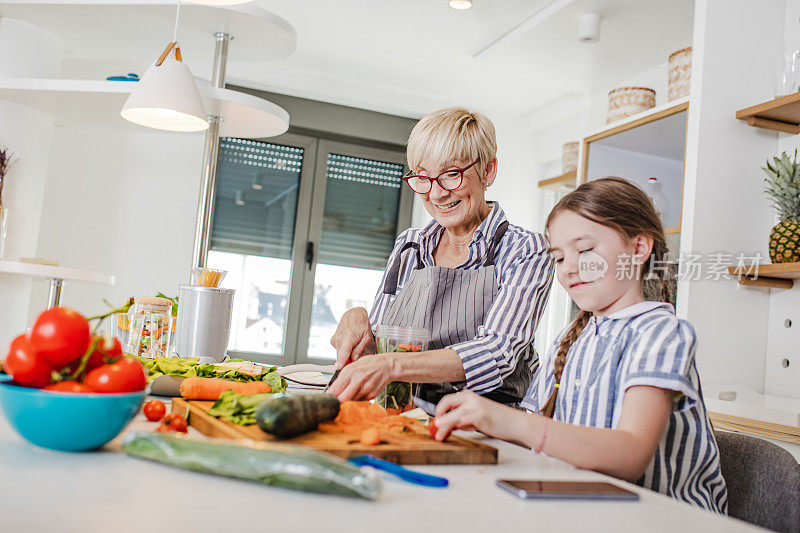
top-left (207, 390), bottom-right (274, 425)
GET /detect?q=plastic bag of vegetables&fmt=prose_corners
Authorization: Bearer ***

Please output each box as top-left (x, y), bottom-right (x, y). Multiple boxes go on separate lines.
top-left (122, 432), bottom-right (381, 500)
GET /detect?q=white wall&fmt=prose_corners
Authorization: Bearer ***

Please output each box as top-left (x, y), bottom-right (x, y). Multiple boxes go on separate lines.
top-left (29, 125), bottom-right (204, 326)
top-left (679, 0), bottom-right (784, 393)
top-left (587, 145), bottom-right (684, 229)
top-left (0, 19), bottom-right (61, 348)
top-left (761, 0), bottom-right (800, 399)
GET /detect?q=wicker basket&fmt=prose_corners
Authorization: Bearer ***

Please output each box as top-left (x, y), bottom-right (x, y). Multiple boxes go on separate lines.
top-left (606, 87), bottom-right (656, 124)
top-left (562, 142), bottom-right (579, 173)
top-left (668, 47), bottom-right (692, 100)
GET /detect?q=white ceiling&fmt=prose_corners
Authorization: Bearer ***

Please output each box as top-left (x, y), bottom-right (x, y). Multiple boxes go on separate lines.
top-left (3, 0), bottom-right (695, 119)
top-left (246, 0), bottom-right (695, 118)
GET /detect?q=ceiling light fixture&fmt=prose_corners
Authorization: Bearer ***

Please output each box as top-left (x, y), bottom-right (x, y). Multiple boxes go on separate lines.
top-left (577, 12), bottom-right (601, 43)
top-left (449, 0), bottom-right (472, 10)
top-left (120, 1), bottom-right (208, 132)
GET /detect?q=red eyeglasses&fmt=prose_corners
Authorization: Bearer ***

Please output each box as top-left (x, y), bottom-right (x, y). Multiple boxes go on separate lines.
top-left (402, 160), bottom-right (479, 194)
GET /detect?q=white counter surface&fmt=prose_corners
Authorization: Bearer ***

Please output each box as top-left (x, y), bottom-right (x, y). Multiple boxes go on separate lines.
top-left (0, 406), bottom-right (759, 533)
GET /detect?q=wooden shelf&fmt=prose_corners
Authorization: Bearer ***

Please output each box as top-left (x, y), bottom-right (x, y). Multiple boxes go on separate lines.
top-left (728, 262), bottom-right (800, 289)
top-left (537, 170), bottom-right (576, 191)
top-left (710, 412), bottom-right (800, 445)
top-left (736, 92), bottom-right (800, 134)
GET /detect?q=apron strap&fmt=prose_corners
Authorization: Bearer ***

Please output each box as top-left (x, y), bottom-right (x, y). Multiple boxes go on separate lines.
top-left (483, 221), bottom-right (509, 267)
top-left (382, 241), bottom-right (420, 295)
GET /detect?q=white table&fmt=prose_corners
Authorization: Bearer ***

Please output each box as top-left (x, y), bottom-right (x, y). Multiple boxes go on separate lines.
top-left (0, 260), bottom-right (114, 308)
top-left (0, 408), bottom-right (758, 533)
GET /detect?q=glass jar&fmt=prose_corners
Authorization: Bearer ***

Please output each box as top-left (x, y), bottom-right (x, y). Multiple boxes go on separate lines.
top-left (127, 297), bottom-right (176, 358)
top-left (374, 324), bottom-right (429, 413)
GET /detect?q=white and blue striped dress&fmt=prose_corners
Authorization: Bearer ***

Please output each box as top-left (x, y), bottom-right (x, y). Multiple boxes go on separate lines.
top-left (521, 301), bottom-right (728, 513)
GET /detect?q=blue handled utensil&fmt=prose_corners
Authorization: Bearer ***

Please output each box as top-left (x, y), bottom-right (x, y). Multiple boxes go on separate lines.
top-left (348, 455), bottom-right (449, 488)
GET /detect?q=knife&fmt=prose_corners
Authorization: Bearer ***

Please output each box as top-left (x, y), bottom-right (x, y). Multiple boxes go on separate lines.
top-left (324, 355), bottom-right (351, 392)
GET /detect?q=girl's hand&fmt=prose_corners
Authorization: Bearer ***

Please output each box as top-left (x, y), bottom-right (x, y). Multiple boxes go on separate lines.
top-left (327, 353), bottom-right (396, 401)
top-left (433, 391), bottom-right (524, 443)
top-left (330, 307), bottom-right (376, 370)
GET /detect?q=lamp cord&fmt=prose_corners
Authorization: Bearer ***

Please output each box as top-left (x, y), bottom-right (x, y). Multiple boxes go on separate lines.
top-left (173, 0), bottom-right (182, 44)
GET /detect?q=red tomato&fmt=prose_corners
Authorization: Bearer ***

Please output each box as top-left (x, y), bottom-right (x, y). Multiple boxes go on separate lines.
top-left (66, 336), bottom-right (123, 378)
top-left (43, 381), bottom-right (92, 393)
top-left (29, 307), bottom-right (91, 369)
top-left (428, 418), bottom-right (438, 439)
top-left (428, 418), bottom-right (450, 441)
top-left (157, 413), bottom-right (187, 433)
top-left (143, 399), bottom-right (167, 422)
top-left (5, 335), bottom-right (52, 388)
top-left (84, 357), bottom-right (147, 393)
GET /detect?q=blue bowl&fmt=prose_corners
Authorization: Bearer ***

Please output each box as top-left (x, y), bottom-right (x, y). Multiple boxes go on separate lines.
top-left (0, 381), bottom-right (145, 452)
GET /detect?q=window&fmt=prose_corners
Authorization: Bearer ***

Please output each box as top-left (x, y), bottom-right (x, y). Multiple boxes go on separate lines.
top-left (207, 133), bottom-right (412, 365)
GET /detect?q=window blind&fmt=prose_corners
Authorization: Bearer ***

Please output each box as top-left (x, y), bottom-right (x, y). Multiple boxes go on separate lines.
top-left (318, 153), bottom-right (405, 270)
top-left (210, 138), bottom-right (303, 259)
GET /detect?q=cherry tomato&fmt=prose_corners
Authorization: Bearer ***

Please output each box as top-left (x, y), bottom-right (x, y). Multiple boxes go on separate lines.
top-left (428, 418), bottom-right (438, 439)
top-left (428, 417), bottom-right (451, 441)
top-left (84, 357), bottom-right (147, 393)
top-left (157, 413), bottom-right (187, 433)
top-left (29, 307), bottom-right (91, 369)
top-left (143, 399), bottom-right (167, 422)
top-left (43, 381), bottom-right (92, 393)
top-left (5, 335), bottom-right (53, 388)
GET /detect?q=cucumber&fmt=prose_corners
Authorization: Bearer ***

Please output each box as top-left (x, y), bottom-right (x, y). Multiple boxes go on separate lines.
top-left (123, 431), bottom-right (380, 500)
top-left (256, 393), bottom-right (340, 438)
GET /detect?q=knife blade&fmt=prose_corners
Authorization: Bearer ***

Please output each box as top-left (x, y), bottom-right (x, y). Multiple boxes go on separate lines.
top-left (324, 355), bottom-right (351, 392)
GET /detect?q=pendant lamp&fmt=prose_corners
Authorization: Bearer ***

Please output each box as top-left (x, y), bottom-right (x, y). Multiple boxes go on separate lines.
top-left (121, 1), bottom-right (208, 132)
top-left (121, 42), bottom-right (208, 132)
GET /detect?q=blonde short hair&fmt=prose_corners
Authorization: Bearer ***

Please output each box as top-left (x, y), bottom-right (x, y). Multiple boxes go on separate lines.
top-left (406, 107), bottom-right (497, 178)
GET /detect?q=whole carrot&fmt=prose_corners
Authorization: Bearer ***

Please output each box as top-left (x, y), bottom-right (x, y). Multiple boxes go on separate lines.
top-left (179, 377), bottom-right (272, 400)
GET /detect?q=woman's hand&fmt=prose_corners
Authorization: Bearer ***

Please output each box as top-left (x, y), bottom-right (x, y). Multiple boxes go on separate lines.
top-left (330, 307), bottom-right (376, 370)
top-left (433, 391), bottom-right (526, 443)
top-left (327, 354), bottom-right (396, 401)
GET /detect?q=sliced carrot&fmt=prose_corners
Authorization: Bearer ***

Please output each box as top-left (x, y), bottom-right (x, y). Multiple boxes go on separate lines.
top-left (179, 377), bottom-right (271, 400)
top-left (359, 427), bottom-right (381, 446)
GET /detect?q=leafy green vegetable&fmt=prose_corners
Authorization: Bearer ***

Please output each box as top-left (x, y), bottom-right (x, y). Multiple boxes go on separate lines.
top-left (156, 292), bottom-right (179, 317)
top-left (374, 340), bottom-right (414, 411)
top-left (207, 390), bottom-right (274, 425)
top-left (133, 356), bottom-right (285, 388)
top-left (262, 371), bottom-right (287, 393)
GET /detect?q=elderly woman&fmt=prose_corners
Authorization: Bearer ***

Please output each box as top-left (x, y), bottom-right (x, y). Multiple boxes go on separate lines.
top-left (328, 107), bottom-right (554, 407)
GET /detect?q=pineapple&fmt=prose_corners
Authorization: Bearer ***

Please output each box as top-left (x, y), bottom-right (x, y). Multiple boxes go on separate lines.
top-left (763, 150), bottom-right (800, 263)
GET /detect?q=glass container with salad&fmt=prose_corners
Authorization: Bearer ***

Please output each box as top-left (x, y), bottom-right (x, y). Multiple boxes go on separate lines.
top-left (126, 297), bottom-right (176, 358)
top-left (374, 325), bottom-right (429, 413)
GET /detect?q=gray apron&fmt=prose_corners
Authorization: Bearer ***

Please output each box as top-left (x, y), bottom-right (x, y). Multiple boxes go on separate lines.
top-left (381, 221), bottom-right (537, 406)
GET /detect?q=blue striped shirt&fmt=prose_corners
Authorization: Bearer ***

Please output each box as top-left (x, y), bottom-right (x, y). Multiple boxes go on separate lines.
top-left (369, 202), bottom-right (554, 394)
top-left (522, 301), bottom-right (727, 513)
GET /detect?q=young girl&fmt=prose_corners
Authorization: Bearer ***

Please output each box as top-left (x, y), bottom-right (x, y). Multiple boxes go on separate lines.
top-left (432, 177), bottom-right (727, 513)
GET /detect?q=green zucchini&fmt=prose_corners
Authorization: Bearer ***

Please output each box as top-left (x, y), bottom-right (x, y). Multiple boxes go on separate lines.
top-left (123, 431), bottom-right (380, 500)
top-left (256, 393), bottom-right (340, 438)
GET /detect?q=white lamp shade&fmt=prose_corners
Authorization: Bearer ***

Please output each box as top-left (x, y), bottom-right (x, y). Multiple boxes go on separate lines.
top-left (121, 52), bottom-right (208, 132)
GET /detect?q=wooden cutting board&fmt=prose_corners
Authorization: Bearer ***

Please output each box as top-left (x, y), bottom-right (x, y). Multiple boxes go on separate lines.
top-left (172, 398), bottom-right (497, 465)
